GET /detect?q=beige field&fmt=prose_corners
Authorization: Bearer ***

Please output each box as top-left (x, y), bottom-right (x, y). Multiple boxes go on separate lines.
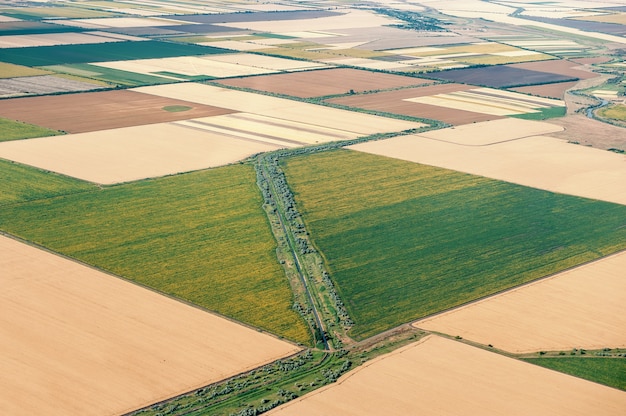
top-left (350, 120), bottom-right (626, 205)
top-left (0, 31), bottom-right (143, 48)
top-left (405, 88), bottom-right (564, 116)
top-left (0, 235), bottom-right (300, 416)
top-left (220, 9), bottom-right (397, 32)
top-left (320, 57), bottom-right (414, 71)
top-left (58, 16), bottom-right (190, 28)
top-left (204, 53), bottom-right (329, 71)
top-left (268, 335), bottom-right (626, 416)
top-left (0, 121), bottom-right (281, 184)
top-left (416, 252), bottom-right (626, 353)
top-left (93, 55), bottom-right (279, 79)
top-left (134, 83), bottom-right (425, 136)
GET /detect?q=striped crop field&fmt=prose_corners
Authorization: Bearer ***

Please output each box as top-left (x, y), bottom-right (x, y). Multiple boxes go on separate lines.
top-left (281, 150), bottom-right (626, 339)
top-left (0, 163), bottom-right (310, 344)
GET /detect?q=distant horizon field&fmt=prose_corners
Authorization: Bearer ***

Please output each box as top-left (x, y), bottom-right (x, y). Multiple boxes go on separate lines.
top-left (282, 150), bottom-right (626, 339)
top-left (0, 163), bottom-right (311, 344)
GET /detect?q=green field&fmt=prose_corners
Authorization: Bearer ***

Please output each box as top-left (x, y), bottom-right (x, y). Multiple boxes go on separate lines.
top-left (0, 159), bottom-right (96, 205)
top-left (44, 63), bottom-right (177, 87)
top-left (0, 41), bottom-right (233, 67)
top-left (0, 118), bottom-right (62, 142)
top-left (598, 104), bottom-right (626, 121)
top-left (523, 357), bottom-right (626, 391)
top-left (0, 164), bottom-right (310, 344)
top-left (511, 106), bottom-right (567, 120)
top-left (282, 150), bottom-right (626, 339)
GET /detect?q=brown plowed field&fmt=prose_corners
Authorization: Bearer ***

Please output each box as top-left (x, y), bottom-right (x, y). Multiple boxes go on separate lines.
top-left (327, 84), bottom-right (504, 125)
top-left (268, 335), bottom-right (626, 416)
top-left (0, 90), bottom-right (235, 133)
top-left (217, 68), bottom-right (434, 98)
top-left (506, 59), bottom-right (599, 80)
top-left (510, 81), bottom-right (578, 99)
top-left (0, 235), bottom-right (300, 416)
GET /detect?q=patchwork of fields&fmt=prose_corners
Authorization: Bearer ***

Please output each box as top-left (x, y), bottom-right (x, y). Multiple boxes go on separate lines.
top-left (1, 0), bottom-right (625, 414)
top-left (282, 150), bottom-right (626, 339)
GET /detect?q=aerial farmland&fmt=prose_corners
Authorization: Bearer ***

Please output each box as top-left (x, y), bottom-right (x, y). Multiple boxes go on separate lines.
top-left (0, 0), bottom-right (625, 415)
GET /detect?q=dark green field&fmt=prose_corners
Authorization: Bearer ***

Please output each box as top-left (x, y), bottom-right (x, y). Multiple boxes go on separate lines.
top-left (44, 63), bottom-right (179, 87)
top-left (282, 150), bottom-right (626, 339)
top-left (0, 118), bottom-right (62, 142)
top-left (0, 159), bottom-right (95, 205)
top-left (523, 357), bottom-right (626, 390)
top-left (0, 164), bottom-right (310, 344)
top-left (0, 41), bottom-right (233, 67)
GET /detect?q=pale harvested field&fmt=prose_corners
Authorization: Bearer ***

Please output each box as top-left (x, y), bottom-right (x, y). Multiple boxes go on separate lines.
top-left (328, 84), bottom-right (505, 125)
top-left (0, 31), bottom-right (143, 48)
top-left (507, 59), bottom-right (600, 80)
top-left (203, 53), bottom-right (329, 71)
top-left (135, 83), bottom-right (424, 135)
top-left (0, 121), bottom-right (281, 184)
top-left (0, 235), bottom-right (300, 416)
top-left (320, 57), bottom-right (414, 71)
top-left (0, 75), bottom-right (103, 98)
top-left (416, 252), bottom-right (626, 353)
top-left (60, 16), bottom-right (190, 28)
top-left (350, 123), bottom-right (626, 205)
top-left (94, 55), bottom-right (279, 79)
top-left (267, 335), bottom-right (626, 416)
top-left (0, 90), bottom-right (234, 133)
top-left (416, 118), bottom-right (563, 145)
top-left (220, 9), bottom-right (396, 32)
top-left (218, 68), bottom-right (433, 98)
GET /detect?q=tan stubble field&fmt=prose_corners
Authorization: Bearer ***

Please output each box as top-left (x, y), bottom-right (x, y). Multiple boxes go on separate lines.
top-left (267, 335), bottom-right (626, 416)
top-left (0, 235), bottom-right (300, 416)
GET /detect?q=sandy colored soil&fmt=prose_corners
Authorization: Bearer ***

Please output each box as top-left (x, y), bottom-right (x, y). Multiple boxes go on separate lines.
top-left (0, 90), bottom-right (234, 133)
top-left (350, 121), bottom-right (626, 205)
top-left (404, 87), bottom-right (563, 116)
top-left (94, 55), bottom-right (280, 79)
top-left (416, 118), bottom-right (563, 145)
top-left (217, 68), bottom-right (433, 98)
top-left (416, 252), bottom-right (626, 353)
top-left (203, 53), bottom-right (328, 71)
top-left (267, 335), bottom-right (626, 416)
top-left (0, 121), bottom-right (281, 184)
top-left (510, 81), bottom-right (579, 99)
top-left (0, 31), bottom-right (143, 48)
top-left (328, 84), bottom-right (504, 125)
top-left (135, 83), bottom-right (424, 135)
top-left (61, 16), bottom-right (190, 28)
top-left (547, 113), bottom-right (626, 151)
top-left (0, 235), bottom-right (300, 416)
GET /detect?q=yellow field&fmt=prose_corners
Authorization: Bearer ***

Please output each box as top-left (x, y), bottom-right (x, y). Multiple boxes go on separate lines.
top-left (202, 53), bottom-right (329, 71)
top-left (573, 12), bottom-right (626, 24)
top-left (0, 235), bottom-right (300, 416)
top-left (417, 252), bottom-right (626, 353)
top-left (267, 335), bottom-right (626, 415)
top-left (0, 31), bottom-right (143, 48)
top-left (0, 62), bottom-right (50, 78)
top-left (135, 83), bottom-right (425, 136)
top-left (0, 121), bottom-right (281, 184)
top-left (350, 120), bottom-right (626, 205)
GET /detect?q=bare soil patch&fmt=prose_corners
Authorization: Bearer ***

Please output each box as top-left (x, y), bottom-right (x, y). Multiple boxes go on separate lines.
top-left (0, 121), bottom-right (281, 184)
top-left (268, 335), bottom-right (626, 416)
top-left (507, 59), bottom-right (600, 80)
top-left (0, 235), bottom-right (300, 416)
top-left (217, 68), bottom-right (433, 98)
top-left (510, 81), bottom-right (579, 99)
top-left (0, 90), bottom-right (234, 133)
top-left (328, 84), bottom-right (504, 124)
top-left (547, 113), bottom-right (626, 151)
top-left (417, 252), bottom-right (626, 353)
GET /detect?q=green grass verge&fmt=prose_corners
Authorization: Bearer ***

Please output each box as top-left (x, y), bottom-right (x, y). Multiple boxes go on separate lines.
top-left (523, 357), bottom-right (626, 390)
top-left (0, 164), bottom-right (310, 344)
top-left (0, 159), bottom-right (96, 205)
top-left (0, 41), bottom-right (233, 67)
top-left (511, 106), bottom-right (567, 120)
top-left (0, 118), bottom-right (62, 142)
top-left (598, 104), bottom-right (626, 121)
top-left (162, 105), bottom-right (192, 112)
top-left (282, 150), bottom-right (626, 340)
